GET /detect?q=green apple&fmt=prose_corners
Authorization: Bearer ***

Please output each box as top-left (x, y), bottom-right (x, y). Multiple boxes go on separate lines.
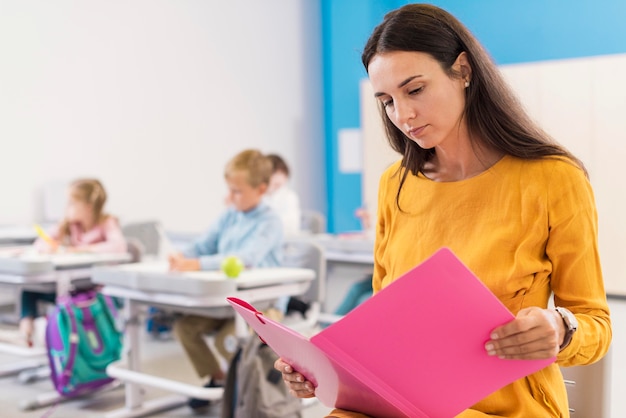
top-left (221, 255), bottom-right (244, 278)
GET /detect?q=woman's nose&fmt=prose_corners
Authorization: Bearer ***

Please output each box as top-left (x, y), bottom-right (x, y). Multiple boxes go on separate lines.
top-left (394, 100), bottom-right (416, 125)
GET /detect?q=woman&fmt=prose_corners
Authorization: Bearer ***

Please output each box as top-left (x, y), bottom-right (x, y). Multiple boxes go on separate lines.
top-left (275, 4), bottom-right (611, 417)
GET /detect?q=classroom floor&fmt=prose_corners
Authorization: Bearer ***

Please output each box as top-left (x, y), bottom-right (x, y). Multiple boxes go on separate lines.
top-left (0, 320), bottom-right (333, 418)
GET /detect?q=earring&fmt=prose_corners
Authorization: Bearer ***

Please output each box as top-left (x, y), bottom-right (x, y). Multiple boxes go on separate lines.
top-left (464, 80), bottom-right (470, 88)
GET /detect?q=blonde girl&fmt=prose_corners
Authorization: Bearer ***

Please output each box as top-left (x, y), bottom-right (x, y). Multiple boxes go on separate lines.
top-left (20, 178), bottom-right (127, 346)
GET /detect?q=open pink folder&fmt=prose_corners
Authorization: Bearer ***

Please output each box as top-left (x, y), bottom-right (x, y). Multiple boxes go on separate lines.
top-left (227, 247), bottom-right (555, 418)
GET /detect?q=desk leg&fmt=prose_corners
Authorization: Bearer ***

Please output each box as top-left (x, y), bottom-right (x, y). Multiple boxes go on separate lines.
top-left (234, 314), bottom-right (248, 340)
top-left (104, 297), bottom-right (190, 418)
top-left (56, 271), bottom-right (72, 297)
top-left (124, 298), bottom-right (143, 410)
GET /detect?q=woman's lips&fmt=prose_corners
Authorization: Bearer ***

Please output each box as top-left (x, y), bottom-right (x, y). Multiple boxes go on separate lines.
top-left (408, 125), bottom-right (426, 137)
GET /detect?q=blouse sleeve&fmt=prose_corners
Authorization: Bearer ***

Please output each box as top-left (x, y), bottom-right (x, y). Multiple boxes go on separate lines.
top-left (372, 167), bottom-right (392, 294)
top-left (545, 161), bottom-right (611, 366)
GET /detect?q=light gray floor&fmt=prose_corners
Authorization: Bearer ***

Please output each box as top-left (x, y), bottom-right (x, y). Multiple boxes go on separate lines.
top-left (0, 324), bottom-right (333, 418)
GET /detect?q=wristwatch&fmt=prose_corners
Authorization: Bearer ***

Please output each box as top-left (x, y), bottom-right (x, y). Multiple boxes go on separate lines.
top-left (555, 307), bottom-right (578, 351)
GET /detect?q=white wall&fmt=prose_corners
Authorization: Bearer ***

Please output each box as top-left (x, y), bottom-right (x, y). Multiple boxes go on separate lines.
top-left (607, 297), bottom-right (626, 417)
top-left (0, 0), bottom-right (325, 232)
top-left (500, 54), bottom-right (626, 297)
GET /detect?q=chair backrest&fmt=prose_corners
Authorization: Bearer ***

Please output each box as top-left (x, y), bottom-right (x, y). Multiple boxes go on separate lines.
top-left (300, 210), bottom-right (326, 234)
top-left (125, 238), bottom-right (145, 263)
top-left (282, 238), bottom-right (326, 306)
top-left (121, 221), bottom-right (162, 257)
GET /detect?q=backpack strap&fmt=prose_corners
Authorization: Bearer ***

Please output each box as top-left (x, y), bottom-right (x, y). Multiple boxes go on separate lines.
top-left (57, 300), bottom-right (81, 388)
top-left (102, 294), bottom-right (118, 319)
top-left (221, 345), bottom-right (243, 418)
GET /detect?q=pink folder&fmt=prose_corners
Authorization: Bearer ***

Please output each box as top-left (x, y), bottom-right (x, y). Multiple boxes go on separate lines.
top-left (227, 247), bottom-right (555, 418)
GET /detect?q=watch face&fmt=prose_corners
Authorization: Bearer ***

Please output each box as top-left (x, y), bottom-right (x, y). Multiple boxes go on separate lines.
top-left (556, 307), bottom-right (577, 351)
top-left (561, 308), bottom-right (578, 330)
top-left (556, 307), bottom-right (578, 331)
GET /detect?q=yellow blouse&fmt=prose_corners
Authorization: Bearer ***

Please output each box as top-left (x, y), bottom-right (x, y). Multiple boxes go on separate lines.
top-left (329, 155), bottom-right (611, 418)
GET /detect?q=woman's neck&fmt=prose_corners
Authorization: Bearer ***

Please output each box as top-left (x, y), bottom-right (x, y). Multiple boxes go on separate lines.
top-left (423, 143), bottom-right (504, 182)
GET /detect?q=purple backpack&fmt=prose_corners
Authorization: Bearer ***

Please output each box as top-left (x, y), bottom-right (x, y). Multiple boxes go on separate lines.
top-left (46, 289), bottom-right (123, 396)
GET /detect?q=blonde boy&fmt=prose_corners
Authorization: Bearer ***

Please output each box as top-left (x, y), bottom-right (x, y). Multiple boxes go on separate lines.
top-left (169, 149), bottom-right (283, 412)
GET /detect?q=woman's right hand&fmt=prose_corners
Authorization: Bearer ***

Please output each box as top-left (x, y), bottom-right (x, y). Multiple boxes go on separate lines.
top-left (274, 358), bottom-right (316, 398)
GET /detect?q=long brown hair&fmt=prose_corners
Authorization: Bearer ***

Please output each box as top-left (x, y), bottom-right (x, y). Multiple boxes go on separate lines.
top-left (361, 4), bottom-right (585, 202)
top-left (57, 178), bottom-right (109, 241)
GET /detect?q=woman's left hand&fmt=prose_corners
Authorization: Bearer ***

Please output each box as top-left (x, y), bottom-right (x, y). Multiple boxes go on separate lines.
top-left (485, 307), bottom-right (565, 359)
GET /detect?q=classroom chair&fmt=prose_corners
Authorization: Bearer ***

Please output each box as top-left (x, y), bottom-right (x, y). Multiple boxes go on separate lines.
top-left (121, 220), bottom-right (178, 337)
top-left (281, 238), bottom-right (327, 333)
top-left (125, 238), bottom-right (144, 263)
top-left (300, 210), bottom-right (327, 235)
top-left (121, 220), bottom-right (163, 258)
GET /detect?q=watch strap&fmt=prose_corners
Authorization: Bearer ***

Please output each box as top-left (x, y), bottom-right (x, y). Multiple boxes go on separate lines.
top-left (555, 307), bottom-right (577, 351)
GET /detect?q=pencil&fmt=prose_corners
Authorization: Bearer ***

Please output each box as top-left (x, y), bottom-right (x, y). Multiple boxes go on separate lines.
top-left (33, 224), bottom-right (55, 245)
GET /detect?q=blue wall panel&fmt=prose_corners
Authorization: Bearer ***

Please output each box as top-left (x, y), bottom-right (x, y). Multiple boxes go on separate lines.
top-left (322, 0), bottom-right (626, 232)
top-left (434, 0), bottom-right (626, 65)
top-left (321, 0), bottom-right (390, 232)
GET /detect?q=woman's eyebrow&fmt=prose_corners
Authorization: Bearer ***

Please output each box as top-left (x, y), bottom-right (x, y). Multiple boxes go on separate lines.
top-left (374, 75), bottom-right (424, 97)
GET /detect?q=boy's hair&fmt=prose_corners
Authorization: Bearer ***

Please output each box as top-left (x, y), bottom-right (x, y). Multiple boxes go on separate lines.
top-left (59, 178), bottom-right (109, 240)
top-left (267, 154), bottom-right (290, 177)
top-left (225, 149), bottom-right (273, 188)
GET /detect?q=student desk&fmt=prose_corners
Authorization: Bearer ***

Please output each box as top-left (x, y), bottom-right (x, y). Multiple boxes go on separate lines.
top-left (0, 251), bottom-right (133, 277)
top-left (0, 225), bottom-right (37, 247)
top-left (0, 225), bottom-right (37, 320)
top-left (0, 250), bottom-right (131, 410)
top-left (0, 250), bottom-right (132, 320)
top-left (314, 233), bottom-right (374, 265)
top-left (91, 262), bottom-right (315, 418)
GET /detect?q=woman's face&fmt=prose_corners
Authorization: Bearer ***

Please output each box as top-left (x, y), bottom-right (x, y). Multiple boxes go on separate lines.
top-left (367, 51), bottom-right (468, 151)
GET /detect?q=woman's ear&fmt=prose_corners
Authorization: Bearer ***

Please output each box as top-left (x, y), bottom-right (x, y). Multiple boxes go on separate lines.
top-left (454, 51), bottom-right (472, 83)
